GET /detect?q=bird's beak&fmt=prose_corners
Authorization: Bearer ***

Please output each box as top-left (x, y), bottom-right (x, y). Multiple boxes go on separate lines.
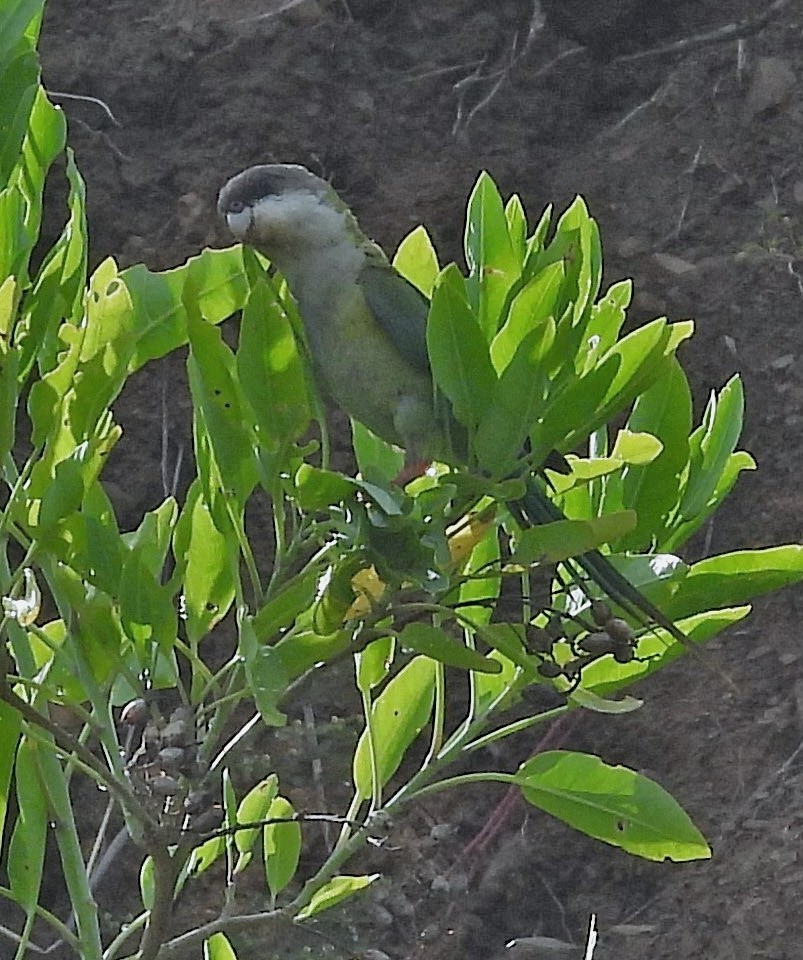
top-left (225, 207), bottom-right (253, 240)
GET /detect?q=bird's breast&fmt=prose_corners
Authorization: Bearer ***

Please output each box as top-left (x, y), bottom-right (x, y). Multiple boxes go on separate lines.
top-left (300, 282), bottom-right (438, 454)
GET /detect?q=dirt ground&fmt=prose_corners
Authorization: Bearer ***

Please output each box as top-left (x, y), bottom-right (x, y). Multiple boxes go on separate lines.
top-left (33, 1), bottom-right (803, 958)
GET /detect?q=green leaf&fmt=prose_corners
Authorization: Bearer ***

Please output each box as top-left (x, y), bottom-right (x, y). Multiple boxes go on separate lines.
top-left (576, 319), bottom-right (680, 432)
top-left (0, 45), bottom-right (38, 197)
top-left (353, 656), bottom-right (437, 798)
top-left (533, 318), bottom-right (677, 459)
top-left (124, 498), bottom-right (178, 580)
top-left (583, 279), bottom-right (632, 358)
top-left (294, 463), bottom-right (356, 511)
top-left (0, 702), bottom-right (21, 855)
top-left (173, 481), bottom-right (235, 645)
top-left (8, 737), bottom-right (47, 911)
top-left (120, 548), bottom-right (177, 647)
top-left (464, 171), bottom-right (520, 338)
top-left (237, 270), bottom-right (310, 449)
top-left (139, 856), bottom-right (155, 911)
top-left (0, 275), bottom-right (19, 336)
top-left (187, 296), bottom-right (258, 512)
top-left (355, 636), bottom-right (395, 693)
top-left (17, 149), bottom-right (88, 380)
top-left (662, 546), bottom-right (803, 621)
top-left (38, 455), bottom-right (85, 529)
top-left (572, 201), bottom-right (603, 322)
top-left (23, 618), bottom-right (87, 705)
top-left (235, 774), bottom-right (279, 857)
top-left (45, 562), bottom-right (128, 688)
top-left (614, 359), bottom-right (692, 549)
top-left (397, 622), bottom-right (501, 674)
top-left (296, 874), bottom-right (379, 920)
top-left (427, 264), bottom-right (497, 432)
top-left (476, 323), bottom-right (554, 473)
top-left (351, 418), bottom-right (405, 485)
top-left (272, 628), bottom-right (352, 681)
top-left (680, 375), bottom-right (744, 520)
top-left (240, 617), bottom-right (288, 727)
top-left (490, 260), bottom-right (562, 372)
top-left (189, 835), bottom-right (226, 876)
top-left (0, 0), bottom-right (44, 68)
top-left (524, 203), bottom-right (553, 260)
top-left (459, 531), bottom-right (517, 709)
top-left (393, 225), bottom-right (440, 297)
top-left (25, 257), bottom-right (129, 455)
top-left (43, 509), bottom-right (125, 599)
top-left (510, 512), bottom-right (637, 565)
top-left (312, 559), bottom-right (361, 635)
top-left (457, 513), bottom-right (501, 623)
top-left (204, 932), bottom-right (239, 960)
top-left (250, 569), bottom-right (319, 642)
top-left (120, 246), bottom-right (249, 370)
top-left (610, 430), bottom-right (663, 465)
top-left (263, 796), bottom-right (301, 899)
top-left (504, 193), bottom-right (527, 262)
top-left (664, 450), bottom-right (755, 553)
top-left (6, 87), bottom-right (66, 282)
top-left (516, 750), bottom-right (710, 861)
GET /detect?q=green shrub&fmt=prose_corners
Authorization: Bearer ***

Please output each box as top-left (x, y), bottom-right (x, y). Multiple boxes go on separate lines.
top-left (1, 3), bottom-right (802, 957)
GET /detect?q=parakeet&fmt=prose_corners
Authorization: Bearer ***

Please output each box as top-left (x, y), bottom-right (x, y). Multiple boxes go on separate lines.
top-left (217, 163), bottom-right (688, 646)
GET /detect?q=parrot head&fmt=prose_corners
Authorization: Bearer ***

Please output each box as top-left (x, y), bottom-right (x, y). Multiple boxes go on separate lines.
top-left (217, 164), bottom-right (368, 281)
top-left (217, 163), bottom-right (449, 463)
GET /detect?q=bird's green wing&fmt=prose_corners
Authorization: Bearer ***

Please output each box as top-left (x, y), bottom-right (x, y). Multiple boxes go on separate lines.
top-left (356, 260), bottom-right (431, 374)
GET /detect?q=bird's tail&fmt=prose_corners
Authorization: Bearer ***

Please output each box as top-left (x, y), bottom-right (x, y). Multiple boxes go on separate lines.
top-left (519, 479), bottom-right (689, 648)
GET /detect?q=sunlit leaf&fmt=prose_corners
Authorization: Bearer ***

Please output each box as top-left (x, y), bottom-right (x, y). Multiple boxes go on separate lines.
top-left (393, 224), bottom-right (440, 297)
top-left (353, 656), bottom-right (437, 798)
top-left (296, 874), bottom-right (379, 920)
top-left (263, 796), bottom-right (301, 899)
top-left (680, 375), bottom-right (744, 520)
top-left (510, 512), bottom-right (637, 565)
top-left (139, 856), bottom-right (154, 911)
top-left (427, 264), bottom-right (496, 432)
top-left (516, 751), bottom-right (710, 862)
top-left (173, 480), bottom-right (235, 645)
top-left (235, 775), bottom-right (278, 858)
top-left (355, 636), bottom-right (395, 693)
top-left (204, 932), bottom-right (238, 960)
top-left (616, 358), bottom-right (692, 551)
top-left (8, 737), bottom-right (47, 912)
top-left (464, 171), bottom-right (520, 338)
top-left (237, 267), bottom-right (310, 449)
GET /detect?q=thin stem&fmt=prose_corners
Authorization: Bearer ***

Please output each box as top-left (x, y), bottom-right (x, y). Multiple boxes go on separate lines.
top-left (0, 680), bottom-right (157, 832)
top-left (34, 744), bottom-right (103, 960)
top-left (0, 888), bottom-right (82, 953)
top-left (403, 771), bottom-right (521, 801)
top-left (462, 703), bottom-right (569, 752)
top-left (359, 681), bottom-right (382, 814)
top-left (136, 844), bottom-right (189, 960)
top-left (102, 910), bottom-right (148, 960)
top-left (157, 908), bottom-right (292, 959)
top-left (422, 660), bottom-right (445, 769)
top-left (267, 480), bottom-right (291, 595)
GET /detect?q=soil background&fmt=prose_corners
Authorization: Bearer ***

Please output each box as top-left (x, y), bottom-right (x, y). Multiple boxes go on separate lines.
top-left (27, 1), bottom-right (803, 958)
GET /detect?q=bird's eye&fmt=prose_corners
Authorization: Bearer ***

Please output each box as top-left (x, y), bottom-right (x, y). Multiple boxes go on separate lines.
top-left (228, 200), bottom-right (246, 214)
